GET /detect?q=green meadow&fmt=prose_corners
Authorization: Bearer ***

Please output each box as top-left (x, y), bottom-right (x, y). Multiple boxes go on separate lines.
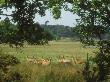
top-left (0, 41), bottom-right (96, 62)
top-left (0, 41), bottom-right (98, 82)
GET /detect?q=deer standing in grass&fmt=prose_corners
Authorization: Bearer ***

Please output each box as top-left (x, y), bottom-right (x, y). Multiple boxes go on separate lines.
top-left (72, 56), bottom-right (85, 65)
top-left (57, 56), bottom-right (73, 65)
top-left (35, 57), bottom-right (51, 66)
top-left (26, 56), bottom-right (36, 63)
top-left (26, 56), bottom-right (51, 65)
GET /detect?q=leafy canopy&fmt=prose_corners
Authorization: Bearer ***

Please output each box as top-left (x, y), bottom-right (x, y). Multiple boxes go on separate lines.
top-left (49, 0), bottom-right (110, 82)
top-left (0, 0), bottom-right (53, 46)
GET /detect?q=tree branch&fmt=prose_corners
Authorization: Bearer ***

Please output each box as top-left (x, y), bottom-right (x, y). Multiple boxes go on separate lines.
top-left (0, 13), bottom-right (12, 16)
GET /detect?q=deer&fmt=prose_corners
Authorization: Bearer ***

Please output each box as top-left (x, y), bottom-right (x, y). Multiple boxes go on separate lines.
top-left (26, 56), bottom-right (36, 64)
top-left (72, 56), bottom-right (85, 65)
top-left (36, 57), bottom-right (52, 66)
top-left (57, 56), bottom-right (73, 65)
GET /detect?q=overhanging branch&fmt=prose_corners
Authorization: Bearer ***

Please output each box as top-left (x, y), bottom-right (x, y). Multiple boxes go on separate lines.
top-left (0, 13), bottom-right (12, 16)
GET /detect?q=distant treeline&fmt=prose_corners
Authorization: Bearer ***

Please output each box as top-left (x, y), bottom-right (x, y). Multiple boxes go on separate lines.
top-left (0, 19), bottom-right (79, 44)
top-left (41, 24), bottom-right (78, 40)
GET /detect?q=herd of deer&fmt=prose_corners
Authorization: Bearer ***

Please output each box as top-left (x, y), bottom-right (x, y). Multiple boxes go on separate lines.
top-left (26, 55), bottom-right (85, 66)
top-left (26, 56), bottom-right (51, 65)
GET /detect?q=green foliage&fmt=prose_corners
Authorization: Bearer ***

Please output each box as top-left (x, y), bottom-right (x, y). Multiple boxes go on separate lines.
top-left (52, 6), bottom-right (61, 19)
top-left (0, 19), bottom-right (53, 46)
top-left (95, 40), bottom-right (110, 81)
top-left (49, 0), bottom-right (110, 82)
top-left (42, 25), bottom-right (74, 40)
top-left (66, 0), bottom-right (110, 82)
top-left (43, 30), bottom-right (54, 41)
top-left (0, 0), bottom-right (5, 4)
top-left (48, 0), bottom-right (73, 19)
top-left (0, 18), bottom-right (24, 47)
top-left (83, 54), bottom-right (98, 82)
top-left (0, 49), bottom-right (20, 70)
top-left (0, 53), bottom-right (20, 69)
top-left (0, 0), bottom-right (50, 46)
top-left (4, 71), bottom-right (24, 82)
top-left (0, 0), bottom-right (77, 46)
top-left (0, 49), bottom-right (20, 82)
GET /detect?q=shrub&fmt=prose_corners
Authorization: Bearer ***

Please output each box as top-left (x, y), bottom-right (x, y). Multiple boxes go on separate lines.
top-left (0, 51), bottom-right (20, 72)
top-left (0, 49), bottom-right (20, 82)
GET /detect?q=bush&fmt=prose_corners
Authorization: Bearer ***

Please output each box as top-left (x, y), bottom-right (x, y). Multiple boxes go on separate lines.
top-left (0, 51), bottom-right (20, 71)
top-left (0, 50), bottom-right (20, 82)
top-left (4, 71), bottom-right (24, 82)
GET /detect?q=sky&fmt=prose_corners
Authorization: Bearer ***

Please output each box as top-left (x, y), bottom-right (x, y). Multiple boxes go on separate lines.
top-left (34, 9), bottom-right (79, 27)
top-left (1, 8), bottom-right (79, 27)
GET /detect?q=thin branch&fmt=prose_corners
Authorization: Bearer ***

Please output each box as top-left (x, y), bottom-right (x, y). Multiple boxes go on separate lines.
top-left (0, 14), bottom-right (12, 16)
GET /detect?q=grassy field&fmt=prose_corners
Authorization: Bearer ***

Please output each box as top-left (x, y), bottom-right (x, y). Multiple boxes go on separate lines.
top-left (0, 41), bottom-right (98, 82)
top-left (0, 41), bottom-right (97, 62)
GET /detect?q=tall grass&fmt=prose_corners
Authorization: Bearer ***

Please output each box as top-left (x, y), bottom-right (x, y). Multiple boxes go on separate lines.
top-left (0, 41), bottom-right (97, 82)
top-left (7, 63), bottom-right (84, 82)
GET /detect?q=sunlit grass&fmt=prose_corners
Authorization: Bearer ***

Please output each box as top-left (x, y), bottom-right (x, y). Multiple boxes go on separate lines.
top-left (8, 63), bottom-right (84, 82)
top-left (0, 41), bottom-right (97, 62)
top-left (0, 41), bottom-right (98, 82)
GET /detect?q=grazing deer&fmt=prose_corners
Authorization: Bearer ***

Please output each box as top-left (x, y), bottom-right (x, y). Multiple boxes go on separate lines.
top-left (36, 57), bottom-right (52, 66)
top-left (57, 56), bottom-right (73, 65)
top-left (26, 56), bottom-right (36, 63)
top-left (72, 56), bottom-right (85, 65)
top-left (72, 56), bottom-right (77, 64)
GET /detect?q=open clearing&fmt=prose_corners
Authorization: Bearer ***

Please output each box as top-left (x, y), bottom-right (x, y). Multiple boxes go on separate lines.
top-left (0, 41), bottom-right (97, 62)
top-left (0, 41), bottom-right (98, 82)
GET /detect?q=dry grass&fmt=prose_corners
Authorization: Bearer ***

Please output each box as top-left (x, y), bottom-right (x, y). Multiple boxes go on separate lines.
top-left (0, 41), bottom-right (97, 82)
top-left (7, 63), bottom-right (84, 82)
top-left (0, 41), bottom-right (97, 62)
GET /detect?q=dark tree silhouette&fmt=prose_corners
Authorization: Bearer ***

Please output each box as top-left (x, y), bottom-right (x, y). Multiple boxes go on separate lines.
top-left (0, 0), bottom-right (50, 46)
top-left (45, 21), bottom-right (49, 26)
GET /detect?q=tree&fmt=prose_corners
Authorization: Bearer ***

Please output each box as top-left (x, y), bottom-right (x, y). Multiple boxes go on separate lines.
top-left (45, 21), bottom-right (49, 26)
top-left (49, 0), bottom-right (110, 82)
top-left (1, 1), bottom-right (110, 81)
top-left (69, 1), bottom-right (110, 82)
top-left (0, 0), bottom-right (50, 46)
top-left (70, 1), bottom-right (110, 82)
top-left (0, 0), bottom-right (74, 46)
